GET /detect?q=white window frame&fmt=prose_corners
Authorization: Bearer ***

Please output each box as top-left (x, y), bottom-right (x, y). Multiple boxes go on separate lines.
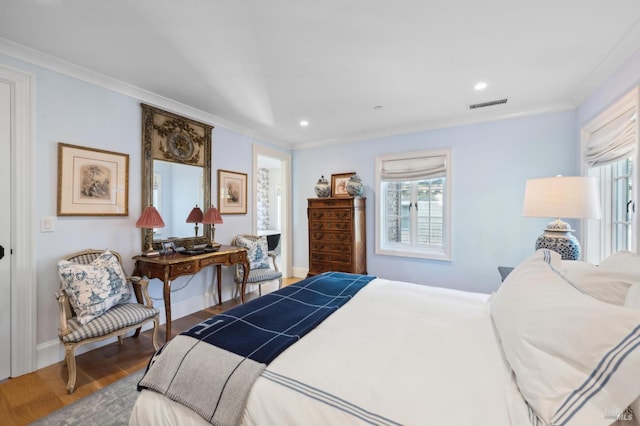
top-left (375, 148), bottom-right (452, 261)
top-left (580, 86), bottom-right (639, 263)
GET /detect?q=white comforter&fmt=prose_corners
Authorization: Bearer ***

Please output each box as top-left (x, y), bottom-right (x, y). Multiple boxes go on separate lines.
top-left (130, 278), bottom-right (519, 426)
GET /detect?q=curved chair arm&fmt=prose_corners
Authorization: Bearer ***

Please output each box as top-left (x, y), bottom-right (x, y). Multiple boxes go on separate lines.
top-left (268, 251), bottom-right (279, 272)
top-left (130, 276), bottom-right (154, 308)
top-left (267, 237), bottom-right (281, 272)
top-left (56, 291), bottom-right (71, 337)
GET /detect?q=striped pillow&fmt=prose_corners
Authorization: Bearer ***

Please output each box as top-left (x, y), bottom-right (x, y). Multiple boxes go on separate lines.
top-left (491, 249), bottom-right (640, 425)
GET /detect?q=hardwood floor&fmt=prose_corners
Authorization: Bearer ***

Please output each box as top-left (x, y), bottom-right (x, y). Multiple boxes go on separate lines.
top-left (0, 278), bottom-right (299, 426)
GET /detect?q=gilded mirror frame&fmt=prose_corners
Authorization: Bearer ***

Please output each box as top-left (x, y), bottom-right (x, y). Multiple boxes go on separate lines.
top-left (141, 103), bottom-right (213, 251)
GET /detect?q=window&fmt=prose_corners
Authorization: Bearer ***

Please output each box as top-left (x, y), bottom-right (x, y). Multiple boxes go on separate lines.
top-left (375, 149), bottom-right (451, 260)
top-left (581, 86), bottom-right (638, 262)
top-left (586, 157), bottom-right (635, 259)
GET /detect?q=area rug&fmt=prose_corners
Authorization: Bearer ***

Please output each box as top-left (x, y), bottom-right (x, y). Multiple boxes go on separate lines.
top-left (31, 369), bottom-right (144, 426)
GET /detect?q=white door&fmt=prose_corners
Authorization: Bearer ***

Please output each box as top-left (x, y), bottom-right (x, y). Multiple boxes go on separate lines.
top-left (0, 81), bottom-right (11, 380)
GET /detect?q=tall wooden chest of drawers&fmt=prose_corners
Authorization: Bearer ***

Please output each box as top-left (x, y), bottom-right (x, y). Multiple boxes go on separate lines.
top-left (307, 197), bottom-right (367, 276)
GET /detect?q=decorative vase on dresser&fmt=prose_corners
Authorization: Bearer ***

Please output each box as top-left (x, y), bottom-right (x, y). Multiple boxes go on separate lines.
top-left (307, 197), bottom-right (367, 277)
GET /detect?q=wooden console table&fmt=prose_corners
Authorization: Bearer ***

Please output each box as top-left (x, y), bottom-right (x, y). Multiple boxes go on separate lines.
top-left (133, 245), bottom-right (249, 342)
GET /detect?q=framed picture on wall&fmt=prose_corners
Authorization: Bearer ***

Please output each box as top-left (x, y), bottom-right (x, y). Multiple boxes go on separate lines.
top-left (331, 172), bottom-right (354, 197)
top-left (57, 143), bottom-right (129, 216)
top-left (218, 169), bottom-right (247, 214)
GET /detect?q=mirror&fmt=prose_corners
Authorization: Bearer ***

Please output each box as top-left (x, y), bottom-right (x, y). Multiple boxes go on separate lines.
top-left (141, 104), bottom-right (213, 251)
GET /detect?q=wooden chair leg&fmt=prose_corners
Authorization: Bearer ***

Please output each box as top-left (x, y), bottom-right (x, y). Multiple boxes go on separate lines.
top-left (65, 344), bottom-right (78, 393)
top-left (151, 317), bottom-right (160, 350)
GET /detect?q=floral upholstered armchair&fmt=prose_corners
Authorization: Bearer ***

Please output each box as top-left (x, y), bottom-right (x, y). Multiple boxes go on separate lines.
top-left (231, 234), bottom-right (283, 298)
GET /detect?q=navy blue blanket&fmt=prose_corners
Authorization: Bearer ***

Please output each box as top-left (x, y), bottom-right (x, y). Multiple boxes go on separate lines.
top-left (182, 271), bottom-right (376, 364)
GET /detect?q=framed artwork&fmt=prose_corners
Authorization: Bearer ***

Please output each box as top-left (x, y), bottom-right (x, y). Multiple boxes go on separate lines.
top-left (218, 169), bottom-right (247, 214)
top-left (162, 241), bottom-right (176, 254)
top-left (331, 172), bottom-right (355, 197)
top-left (57, 143), bottom-right (129, 216)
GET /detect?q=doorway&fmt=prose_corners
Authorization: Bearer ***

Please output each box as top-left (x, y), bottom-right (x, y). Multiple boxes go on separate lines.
top-left (0, 64), bottom-right (36, 378)
top-left (0, 80), bottom-right (10, 379)
top-left (252, 145), bottom-right (292, 277)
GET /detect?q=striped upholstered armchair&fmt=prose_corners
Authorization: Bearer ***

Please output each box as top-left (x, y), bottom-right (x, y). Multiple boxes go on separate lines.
top-left (231, 234), bottom-right (283, 298)
top-left (56, 249), bottom-right (160, 393)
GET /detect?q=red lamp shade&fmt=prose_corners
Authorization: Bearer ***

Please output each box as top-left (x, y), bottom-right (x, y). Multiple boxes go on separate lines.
top-left (186, 205), bottom-right (204, 223)
top-left (203, 205), bottom-right (223, 247)
top-left (136, 206), bottom-right (165, 229)
top-left (203, 206), bottom-right (223, 224)
top-left (136, 206), bottom-right (164, 255)
top-left (186, 205), bottom-right (204, 237)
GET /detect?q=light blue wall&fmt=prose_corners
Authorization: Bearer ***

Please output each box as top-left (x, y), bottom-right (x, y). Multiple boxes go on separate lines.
top-left (293, 111), bottom-right (578, 294)
top-left (0, 53), bottom-right (268, 349)
top-left (3, 43), bottom-right (638, 363)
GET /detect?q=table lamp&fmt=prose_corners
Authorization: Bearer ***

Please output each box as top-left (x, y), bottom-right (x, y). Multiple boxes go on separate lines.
top-left (203, 205), bottom-right (223, 248)
top-left (136, 206), bottom-right (165, 256)
top-left (186, 205), bottom-right (204, 237)
top-left (522, 175), bottom-right (600, 260)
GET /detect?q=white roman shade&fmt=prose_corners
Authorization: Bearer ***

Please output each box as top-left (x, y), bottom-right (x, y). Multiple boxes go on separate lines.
top-left (379, 154), bottom-right (447, 181)
top-left (584, 105), bottom-right (637, 167)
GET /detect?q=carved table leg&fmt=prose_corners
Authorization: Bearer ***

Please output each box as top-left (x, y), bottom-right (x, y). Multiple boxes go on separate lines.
top-left (216, 265), bottom-right (222, 305)
top-left (240, 260), bottom-right (250, 303)
top-left (163, 267), bottom-right (172, 342)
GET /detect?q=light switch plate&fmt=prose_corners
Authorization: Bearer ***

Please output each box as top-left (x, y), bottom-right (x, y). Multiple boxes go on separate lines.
top-left (41, 216), bottom-right (54, 232)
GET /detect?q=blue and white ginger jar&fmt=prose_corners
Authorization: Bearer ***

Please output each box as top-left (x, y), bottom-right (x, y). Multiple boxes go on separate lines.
top-left (346, 174), bottom-right (364, 197)
top-left (314, 175), bottom-right (331, 197)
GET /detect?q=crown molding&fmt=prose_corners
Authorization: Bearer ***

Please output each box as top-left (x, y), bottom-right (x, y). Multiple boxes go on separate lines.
top-left (292, 102), bottom-right (575, 150)
top-left (570, 19), bottom-right (640, 106)
top-left (0, 37), bottom-right (294, 150)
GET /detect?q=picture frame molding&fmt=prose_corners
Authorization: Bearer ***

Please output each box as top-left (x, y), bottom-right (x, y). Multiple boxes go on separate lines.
top-left (57, 142), bottom-right (129, 216)
top-left (218, 169), bottom-right (248, 214)
top-left (331, 172), bottom-right (355, 197)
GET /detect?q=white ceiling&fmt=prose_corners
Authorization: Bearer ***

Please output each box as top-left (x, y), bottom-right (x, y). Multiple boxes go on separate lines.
top-left (1, 1), bottom-right (640, 149)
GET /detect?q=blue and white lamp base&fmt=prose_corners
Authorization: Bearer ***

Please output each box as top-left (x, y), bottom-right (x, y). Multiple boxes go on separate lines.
top-left (534, 219), bottom-right (581, 260)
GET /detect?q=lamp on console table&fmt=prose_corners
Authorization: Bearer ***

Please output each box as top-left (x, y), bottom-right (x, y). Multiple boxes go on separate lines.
top-left (522, 175), bottom-right (600, 260)
top-left (136, 206), bottom-right (165, 257)
top-left (203, 205), bottom-right (223, 248)
top-left (186, 205), bottom-right (204, 237)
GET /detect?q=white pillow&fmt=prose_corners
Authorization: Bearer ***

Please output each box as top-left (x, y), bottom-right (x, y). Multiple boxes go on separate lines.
top-left (57, 250), bottom-right (132, 324)
top-left (559, 251), bottom-right (640, 305)
top-left (626, 283), bottom-right (640, 310)
top-left (491, 249), bottom-right (640, 425)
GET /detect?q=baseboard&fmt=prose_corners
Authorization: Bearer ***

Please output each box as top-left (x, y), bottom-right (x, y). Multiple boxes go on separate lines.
top-left (292, 266), bottom-right (308, 278)
top-left (35, 291), bottom-right (227, 370)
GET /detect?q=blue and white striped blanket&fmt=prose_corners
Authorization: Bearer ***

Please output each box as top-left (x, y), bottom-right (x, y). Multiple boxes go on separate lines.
top-left (138, 272), bottom-right (375, 426)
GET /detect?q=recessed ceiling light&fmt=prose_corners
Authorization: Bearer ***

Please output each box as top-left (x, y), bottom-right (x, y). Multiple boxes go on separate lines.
top-left (300, 120), bottom-right (309, 127)
top-left (373, 105), bottom-right (384, 110)
top-left (474, 81), bottom-right (488, 91)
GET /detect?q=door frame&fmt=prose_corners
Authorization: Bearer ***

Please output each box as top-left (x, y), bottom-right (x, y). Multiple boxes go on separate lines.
top-left (252, 144), bottom-right (292, 277)
top-left (0, 64), bottom-right (36, 377)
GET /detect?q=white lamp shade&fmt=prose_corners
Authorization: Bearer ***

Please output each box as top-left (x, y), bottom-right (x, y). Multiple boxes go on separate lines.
top-left (522, 176), bottom-right (601, 220)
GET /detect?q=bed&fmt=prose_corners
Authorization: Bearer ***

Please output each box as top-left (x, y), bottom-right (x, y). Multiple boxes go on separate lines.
top-left (129, 250), bottom-right (640, 426)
